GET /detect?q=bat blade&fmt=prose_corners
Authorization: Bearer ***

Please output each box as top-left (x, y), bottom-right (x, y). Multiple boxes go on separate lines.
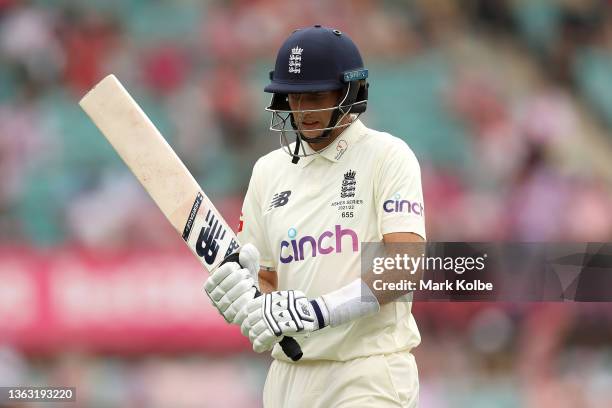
top-left (79, 75), bottom-right (303, 361)
top-left (79, 74), bottom-right (238, 270)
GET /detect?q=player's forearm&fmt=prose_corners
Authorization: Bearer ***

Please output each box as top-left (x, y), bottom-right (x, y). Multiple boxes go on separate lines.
top-left (318, 234), bottom-right (425, 327)
top-left (362, 249), bottom-right (425, 305)
top-left (362, 269), bottom-right (421, 305)
top-left (258, 268), bottom-right (278, 293)
top-left (317, 275), bottom-right (415, 329)
top-left (363, 232), bottom-right (426, 305)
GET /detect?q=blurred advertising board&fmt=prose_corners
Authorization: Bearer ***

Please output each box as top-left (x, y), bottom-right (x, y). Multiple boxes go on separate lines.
top-left (0, 247), bottom-right (248, 354)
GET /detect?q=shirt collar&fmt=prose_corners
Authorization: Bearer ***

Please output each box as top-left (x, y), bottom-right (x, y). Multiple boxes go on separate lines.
top-left (295, 119), bottom-right (367, 168)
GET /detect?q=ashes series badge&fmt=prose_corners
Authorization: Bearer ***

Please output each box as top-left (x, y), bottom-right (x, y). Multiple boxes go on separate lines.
top-left (330, 170), bottom-right (363, 219)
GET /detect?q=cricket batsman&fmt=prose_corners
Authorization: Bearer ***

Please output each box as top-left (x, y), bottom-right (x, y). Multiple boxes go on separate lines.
top-left (204, 25), bottom-right (426, 407)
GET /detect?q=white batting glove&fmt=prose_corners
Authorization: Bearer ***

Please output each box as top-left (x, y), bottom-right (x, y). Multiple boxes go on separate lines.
top-left (204, 243), bottom-right (260, 325)
top-left (239, 290), bottom-right (329, 353)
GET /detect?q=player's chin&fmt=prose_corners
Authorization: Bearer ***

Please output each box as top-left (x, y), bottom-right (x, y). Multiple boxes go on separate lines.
top-left (300, 128), bottom-right (324, 140)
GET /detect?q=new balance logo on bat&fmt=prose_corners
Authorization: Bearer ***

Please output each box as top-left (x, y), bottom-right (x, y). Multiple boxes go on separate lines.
top-left (196, 210), bottom-right (227, 264)
top-left (184, 194), bottom-right (236, 264)
top-left (268, 190), bottom-right (292, 211)
top-left (224, 238), bottom-right (240, 258)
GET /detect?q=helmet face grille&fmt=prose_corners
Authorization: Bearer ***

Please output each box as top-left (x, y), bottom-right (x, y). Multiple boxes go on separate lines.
top-left (266, 82), bottom-right (368, 160)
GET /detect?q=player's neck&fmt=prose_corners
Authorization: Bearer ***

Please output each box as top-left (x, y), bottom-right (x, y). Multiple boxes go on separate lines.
top-left (307, 117), bottom-right (353, 151)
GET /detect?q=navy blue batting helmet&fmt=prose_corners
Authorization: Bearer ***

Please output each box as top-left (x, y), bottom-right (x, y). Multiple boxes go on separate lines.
top-left (265, 25), bottom-right (369, 161)
top-left (265, 25), bottom-right (368, 97)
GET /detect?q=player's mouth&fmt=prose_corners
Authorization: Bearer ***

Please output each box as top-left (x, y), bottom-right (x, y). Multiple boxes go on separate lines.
top-left (301, 120), bottom-right (320, 130)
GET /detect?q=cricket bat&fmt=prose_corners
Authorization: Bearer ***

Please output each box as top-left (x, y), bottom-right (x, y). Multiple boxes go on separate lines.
top-left (79, 74), bottom-right (302, 361)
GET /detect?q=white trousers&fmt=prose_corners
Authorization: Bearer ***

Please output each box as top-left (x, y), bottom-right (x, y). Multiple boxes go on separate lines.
top-left (263, 351), bottom-right (419, 407)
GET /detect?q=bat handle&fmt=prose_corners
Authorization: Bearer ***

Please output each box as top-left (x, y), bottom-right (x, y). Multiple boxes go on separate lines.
top-left (220, 253), bottom-right (303, 362)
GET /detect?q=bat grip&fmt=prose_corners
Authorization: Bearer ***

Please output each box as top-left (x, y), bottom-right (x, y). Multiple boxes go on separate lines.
top-left (220, 253), bottom-right (303, 362)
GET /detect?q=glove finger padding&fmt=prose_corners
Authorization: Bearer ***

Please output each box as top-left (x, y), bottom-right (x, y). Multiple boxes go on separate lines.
top-left (249, 319), bottom-right (269, 343)
top-left (215, 276), bottom-right (255, 312)
top-left (207, 268), bottom-right (252, 303)
top-left (204, 262), bottom-right (241, 298)
top-left (204, 260), bottom-right (258, 325)
top-left (253, 333), bottom-right (279, 353)
top-left (241, 296), bottom-right (265, 337)
top-left (225, 289), bottom-right (257, 325)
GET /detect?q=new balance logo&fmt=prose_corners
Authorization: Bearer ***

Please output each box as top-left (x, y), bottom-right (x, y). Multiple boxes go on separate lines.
top-left (196, 210), bottom-right (227, 264)
top-left (268, 190), bottom-right (291, 211)
top-left (224, 238), bottom-right (240, 258)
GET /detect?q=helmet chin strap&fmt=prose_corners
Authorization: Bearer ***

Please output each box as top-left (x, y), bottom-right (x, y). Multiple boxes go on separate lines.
top-left (291, 140), bottom-right (301, 164)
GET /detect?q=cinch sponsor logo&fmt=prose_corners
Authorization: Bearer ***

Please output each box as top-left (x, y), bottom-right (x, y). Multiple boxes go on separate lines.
top-left (280, 225), bottom-right (358, 264)
top-left (383, 194), bottom-right (424, 215)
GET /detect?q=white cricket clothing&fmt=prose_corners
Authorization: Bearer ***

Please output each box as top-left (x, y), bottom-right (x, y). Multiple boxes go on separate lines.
top-left (238, 119), bottom-right (426, 362)
top-left (263, 350), bottom-right (419, 407)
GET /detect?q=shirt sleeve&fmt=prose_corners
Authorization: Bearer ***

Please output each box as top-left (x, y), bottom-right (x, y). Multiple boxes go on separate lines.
top-left (375, 139), bottom-right (426, 239)
top-left (237, 158), bottom-right (275, 268)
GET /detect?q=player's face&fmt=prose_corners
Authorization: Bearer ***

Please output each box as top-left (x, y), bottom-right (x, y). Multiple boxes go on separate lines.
top-left (288, 90), bottom-right (342, 139)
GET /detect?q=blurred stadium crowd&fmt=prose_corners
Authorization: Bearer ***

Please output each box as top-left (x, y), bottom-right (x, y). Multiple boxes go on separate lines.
top-left (1, 0), bottom-right (612, 407)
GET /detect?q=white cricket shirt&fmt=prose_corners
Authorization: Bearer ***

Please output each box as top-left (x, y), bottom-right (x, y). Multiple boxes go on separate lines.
top-left (238, 119), bottom-right (426, 362)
